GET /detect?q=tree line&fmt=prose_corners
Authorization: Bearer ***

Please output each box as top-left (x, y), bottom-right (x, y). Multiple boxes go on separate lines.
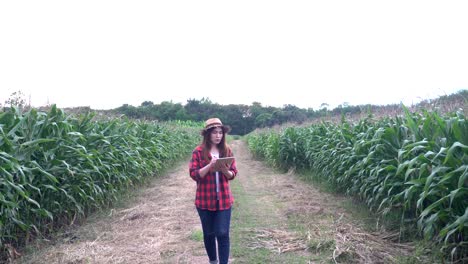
top-left (115, 98), bottom-right (321, 135)
top-left (3, 90), bottom-right (466, 136)
top-left (113, 90), bottom-right (466, 135)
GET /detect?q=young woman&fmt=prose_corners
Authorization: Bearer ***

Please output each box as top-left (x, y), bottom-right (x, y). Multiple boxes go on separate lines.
top-left (189, 118), bottom-right (238, 264)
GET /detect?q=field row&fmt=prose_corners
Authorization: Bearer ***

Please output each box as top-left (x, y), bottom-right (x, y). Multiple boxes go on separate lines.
top-left (247, 108), bottom-right (467, 260)
top-left (0, 106), bottom-right (200, 260)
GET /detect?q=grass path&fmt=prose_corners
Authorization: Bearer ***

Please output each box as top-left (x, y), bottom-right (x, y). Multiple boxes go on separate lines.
top-left (15, 140), bottom-right (416, 264)
top-left (229, 140), bottom-right (416, 264)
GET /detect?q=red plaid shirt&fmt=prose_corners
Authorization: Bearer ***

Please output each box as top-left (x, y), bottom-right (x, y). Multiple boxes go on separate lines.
top-left (189, 145), bottom-right (238, 211)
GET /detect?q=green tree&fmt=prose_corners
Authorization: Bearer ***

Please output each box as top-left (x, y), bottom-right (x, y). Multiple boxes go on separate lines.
top-left (255, 113), bottom-right (273, 127)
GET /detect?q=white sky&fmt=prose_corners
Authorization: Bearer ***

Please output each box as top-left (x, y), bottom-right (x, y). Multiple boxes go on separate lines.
top-left (1, 1), bottom-right (467, 110)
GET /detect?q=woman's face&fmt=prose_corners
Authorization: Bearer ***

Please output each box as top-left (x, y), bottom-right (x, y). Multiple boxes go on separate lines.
top-left (210, 127), bottom-right (223, 145)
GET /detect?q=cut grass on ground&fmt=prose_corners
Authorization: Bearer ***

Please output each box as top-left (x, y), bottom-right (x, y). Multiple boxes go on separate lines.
top-left (230, 178), bottom-right (319, 263)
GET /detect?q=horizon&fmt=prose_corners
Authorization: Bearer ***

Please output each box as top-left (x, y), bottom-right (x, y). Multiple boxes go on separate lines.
top-left (8, 89), bottom-right (465, 112)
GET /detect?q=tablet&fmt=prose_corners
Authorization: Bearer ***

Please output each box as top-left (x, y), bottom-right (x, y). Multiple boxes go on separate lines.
top-left (213, 157), bottom-right (235, 171)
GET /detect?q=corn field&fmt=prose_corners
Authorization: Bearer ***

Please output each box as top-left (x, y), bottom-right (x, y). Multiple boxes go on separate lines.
top-left (247, 108), bottom-right (467, 261)
top-left (0, 106), bottom-right (200, 260)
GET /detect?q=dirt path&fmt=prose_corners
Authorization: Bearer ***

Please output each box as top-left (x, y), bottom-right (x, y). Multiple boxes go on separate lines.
top-left (18, 156), bottom-right (206, 263)
top-left (17, 140), bottom-right (414, 264)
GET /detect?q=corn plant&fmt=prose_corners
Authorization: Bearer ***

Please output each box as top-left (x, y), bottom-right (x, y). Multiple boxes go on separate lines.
top-left (247, 109), bottom-right (468, 260)
top-left (0, 105), bottom-right (200, 260)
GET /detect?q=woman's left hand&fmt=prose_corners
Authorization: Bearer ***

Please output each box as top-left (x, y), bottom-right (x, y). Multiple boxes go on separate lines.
top-left (221, 165), bottom-right (233, 179)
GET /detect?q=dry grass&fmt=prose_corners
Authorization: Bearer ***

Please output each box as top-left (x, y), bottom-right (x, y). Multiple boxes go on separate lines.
top-left (331, 217), bottom-right (414, 263)
top-left (243, 228), bottom-right (308, 253)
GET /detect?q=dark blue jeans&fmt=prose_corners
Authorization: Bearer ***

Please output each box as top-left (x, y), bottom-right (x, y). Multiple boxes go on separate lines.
top-left (196, 207), bottom-right (232, 264)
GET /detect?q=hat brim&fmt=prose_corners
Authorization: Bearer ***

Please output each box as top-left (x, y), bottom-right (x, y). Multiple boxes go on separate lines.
top-left (201, 125), bottom-right (231, 136)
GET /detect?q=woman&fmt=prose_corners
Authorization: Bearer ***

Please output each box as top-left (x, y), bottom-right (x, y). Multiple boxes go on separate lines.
top-left (189, 118), bottom-right (238, 264)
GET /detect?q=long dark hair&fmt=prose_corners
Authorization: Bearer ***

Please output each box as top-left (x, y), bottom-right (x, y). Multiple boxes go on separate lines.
top-left (201, 127), bottom-right (232, 161)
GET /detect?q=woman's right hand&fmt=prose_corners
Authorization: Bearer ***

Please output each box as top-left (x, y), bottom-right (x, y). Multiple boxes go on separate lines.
top-left (209, 156), bottom-right (218, 170)
top-left (200, 156), bottom-right (218, 178)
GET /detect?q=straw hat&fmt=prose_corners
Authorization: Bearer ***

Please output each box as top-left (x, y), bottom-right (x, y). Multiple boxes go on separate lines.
top-left (202, 118), bottom-right (231, 135)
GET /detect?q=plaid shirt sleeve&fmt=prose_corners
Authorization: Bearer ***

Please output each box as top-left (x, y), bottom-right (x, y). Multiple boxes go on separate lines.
top-left (227, 152), bottom-right (238, 180)
top-left (189, 146), bottom-right (238, 211)
top-left (189, 147), bottom-right (203, 182)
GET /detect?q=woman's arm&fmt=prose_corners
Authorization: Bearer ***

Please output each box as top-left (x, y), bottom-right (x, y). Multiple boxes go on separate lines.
top-left (199, 157), bottom-right (217, 178)
top-left (189, 149), bottom-right (217, 181)
top-left (221, 158), bottom-right (238, 180)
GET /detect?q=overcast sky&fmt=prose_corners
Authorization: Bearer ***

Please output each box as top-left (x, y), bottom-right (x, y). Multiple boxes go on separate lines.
top-left (1, 1), bottom-right (467, 110)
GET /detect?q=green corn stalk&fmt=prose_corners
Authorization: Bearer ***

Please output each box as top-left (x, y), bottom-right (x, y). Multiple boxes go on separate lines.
top-left (246, 109), bottom-right (468, 260)
top-left (0, 105), bottom-right (200, 260)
